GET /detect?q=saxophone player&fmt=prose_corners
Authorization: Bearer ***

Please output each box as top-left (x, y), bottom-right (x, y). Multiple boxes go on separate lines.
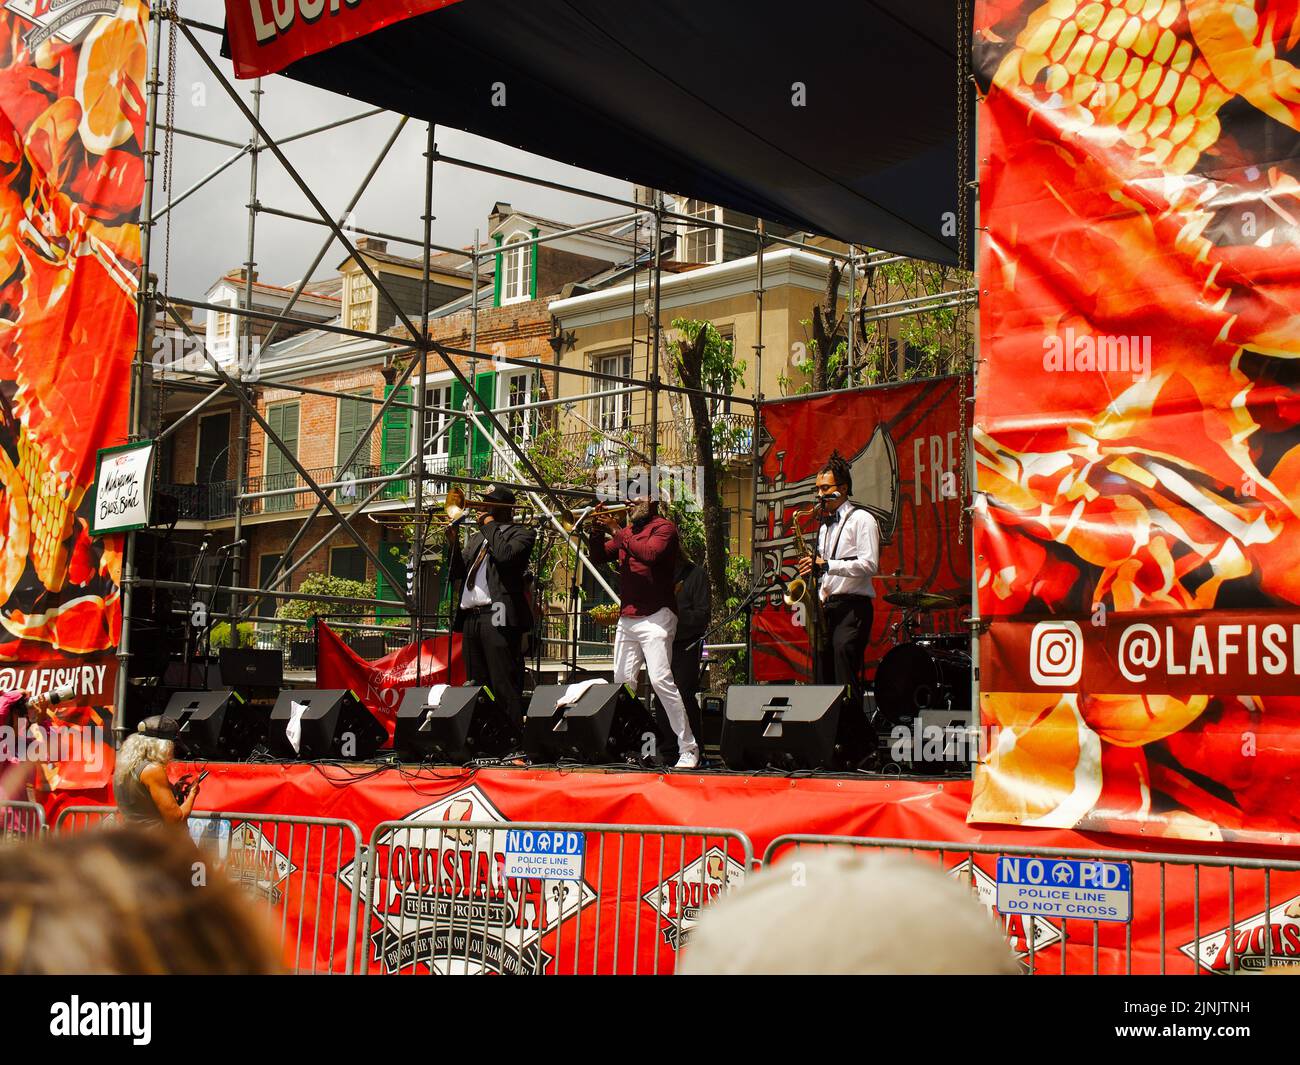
top-left (795, 452), bottom-right (881, 706)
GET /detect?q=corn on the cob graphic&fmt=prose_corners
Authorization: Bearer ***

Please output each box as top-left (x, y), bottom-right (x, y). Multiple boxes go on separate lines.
top-left (994, 0), bottom-right (1300, 175)
top-left (15, 422), bottom-right (82, 596)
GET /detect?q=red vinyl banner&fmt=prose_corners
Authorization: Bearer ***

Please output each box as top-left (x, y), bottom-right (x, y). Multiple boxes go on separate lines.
top-left (224, 0), bottom-right (465, 78)
top-left (752, 376), bottom-right (970, 681)
top-left (314, 619), bottom-right (464, 741)
top-left (972, 2), bottom-right (1300, 843)
top-left (0, 0), bottom-right (147, 790)
top-left (45, 765), bottom-right (1300, 974)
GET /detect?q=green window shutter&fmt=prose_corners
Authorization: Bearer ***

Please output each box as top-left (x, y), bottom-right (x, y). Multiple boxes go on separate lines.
top-left (448, 379), bottom-right (467, 474)
top-left (529, 226), bottom-right (539, 299)
top-left (492, 232), bottom-right (503, 307)
top-left (265, 402), bottom-right (298, 512)
top-left (375, 536), bottom-right (407, 619)
top-left (470, 371), bottom-right (496, 477)
top-left (380, 385), bottom-right (411, 498)
top-left (337, 391), bottom-right (371, 501)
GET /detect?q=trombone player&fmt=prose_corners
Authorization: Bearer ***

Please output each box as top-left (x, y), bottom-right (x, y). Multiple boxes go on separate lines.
top-left (446, 485), bottom-right (536, 738)
top-left (795, 452), bottom-right (880, 706)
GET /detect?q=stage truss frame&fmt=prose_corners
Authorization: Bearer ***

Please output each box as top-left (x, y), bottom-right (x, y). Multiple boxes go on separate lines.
top-left (118, 2), bottom-right (980, 743)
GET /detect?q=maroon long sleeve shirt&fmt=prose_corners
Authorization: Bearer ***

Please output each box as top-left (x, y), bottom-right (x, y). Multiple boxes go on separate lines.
top-left (589, 515), bottom-right (679, 618)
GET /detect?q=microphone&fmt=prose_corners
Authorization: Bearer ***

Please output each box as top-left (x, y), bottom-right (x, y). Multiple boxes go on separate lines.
top-left (216, 539), bottom-right (248, 553)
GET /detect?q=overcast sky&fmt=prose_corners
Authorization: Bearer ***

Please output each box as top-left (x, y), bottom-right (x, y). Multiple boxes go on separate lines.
top-left (159, 0), bottom-right (634, 297)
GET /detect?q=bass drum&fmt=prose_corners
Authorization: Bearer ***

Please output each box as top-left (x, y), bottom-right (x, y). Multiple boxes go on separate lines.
top-left (872, 642), bottom-right (971, 725)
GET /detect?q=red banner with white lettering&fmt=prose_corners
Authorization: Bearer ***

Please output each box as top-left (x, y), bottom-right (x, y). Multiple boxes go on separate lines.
top-left (973, 3), bottom-right (1300, 844)
top-left (44, 764), bottom-right (1300, 974)
top-left (314, 619), bottom-right (463, 741)
top-left (752, 376), bottom-right (970, 681)
top-left (224, 0), bottom-right (465, 78)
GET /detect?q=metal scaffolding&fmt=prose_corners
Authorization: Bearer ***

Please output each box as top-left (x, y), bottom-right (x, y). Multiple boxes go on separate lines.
top-left (120, 4), bottom-right (976, 740)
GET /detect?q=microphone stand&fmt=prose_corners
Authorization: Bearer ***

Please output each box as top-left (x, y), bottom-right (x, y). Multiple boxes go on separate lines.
top-left (196, 542), bottom-right (242, 689)
top-left (184, 536), bottom-right (211, 690)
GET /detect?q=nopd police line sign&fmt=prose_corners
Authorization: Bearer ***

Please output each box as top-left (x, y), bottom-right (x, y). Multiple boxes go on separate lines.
top-left (503, 830), bottom-right (585, 882)
top-left (996, 857), bottom-right (1132, 923)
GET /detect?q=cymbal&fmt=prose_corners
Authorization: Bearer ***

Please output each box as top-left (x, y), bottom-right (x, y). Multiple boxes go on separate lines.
top-left (876, 573), bottom-right (923, 582)
top-left (884, 590), bottom-right (960, 610)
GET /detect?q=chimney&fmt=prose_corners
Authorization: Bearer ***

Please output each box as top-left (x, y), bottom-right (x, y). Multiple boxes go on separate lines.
top-left (233, 267), bottom-right (259, 283)
top-left (354, 236), bottom-right (387, 255)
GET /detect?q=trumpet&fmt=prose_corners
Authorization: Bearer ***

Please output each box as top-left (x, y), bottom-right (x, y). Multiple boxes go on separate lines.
top-left (559, 502), bottom-right (630, 534)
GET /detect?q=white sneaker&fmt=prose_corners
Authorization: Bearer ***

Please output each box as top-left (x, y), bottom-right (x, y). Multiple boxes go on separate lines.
top-left (673, 747), bottom-right (700, 770)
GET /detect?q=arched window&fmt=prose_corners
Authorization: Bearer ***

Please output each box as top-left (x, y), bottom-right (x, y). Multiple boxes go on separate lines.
top-left (501, 233), bottom-right (531, 304)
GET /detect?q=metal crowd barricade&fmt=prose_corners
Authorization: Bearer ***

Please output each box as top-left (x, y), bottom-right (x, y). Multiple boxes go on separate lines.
top-left (55, 804), bottom-right (363, 975)
top-left (0, 799), bottom-right (46, 841)
top-left (53, 804), bottom-right (117, 832)
top-left (763, 833), bottom-right (1300, 975)
top-left (358, 820), bottom-right (755, 975)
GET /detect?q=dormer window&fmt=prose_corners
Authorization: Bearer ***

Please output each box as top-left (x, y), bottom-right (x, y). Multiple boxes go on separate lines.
top-left (346, 270), bottom-right (374, 331)
top-left (210, 298), bottom-right (233, 352)
top-left (676, 199), bottom-right (719, 264)
top-left (501, 233), bottom-right (531, 305)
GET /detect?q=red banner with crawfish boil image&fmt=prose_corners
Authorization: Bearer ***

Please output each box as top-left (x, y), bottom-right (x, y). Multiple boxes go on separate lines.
top-left (0, 0), bottom-right (146, 787)
top-left (973, 0), bottom-right (1300, 844)
top-left (752, 376), bottom-right (971, 683)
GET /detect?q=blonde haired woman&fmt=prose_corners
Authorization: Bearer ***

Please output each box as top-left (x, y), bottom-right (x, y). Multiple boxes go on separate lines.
top-left (114, 716), bottom-right (199, 826)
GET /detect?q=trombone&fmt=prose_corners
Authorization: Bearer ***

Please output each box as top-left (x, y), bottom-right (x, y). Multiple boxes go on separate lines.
top-left (422, 488), bottom-right (630, 532)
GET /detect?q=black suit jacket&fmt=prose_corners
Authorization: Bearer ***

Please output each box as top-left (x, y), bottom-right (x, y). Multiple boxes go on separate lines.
top-left (674, 559), bottom-right (711, 646)
top-left (449, 520), bottom-right (537, 632)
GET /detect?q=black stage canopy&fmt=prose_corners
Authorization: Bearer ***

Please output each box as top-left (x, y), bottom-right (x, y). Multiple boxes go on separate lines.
top-left (231, 0), bottom-right (968, 264)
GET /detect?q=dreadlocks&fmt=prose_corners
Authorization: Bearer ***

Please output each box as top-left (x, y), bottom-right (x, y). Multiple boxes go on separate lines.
top-left (819, 450), bottom-right (852, 495)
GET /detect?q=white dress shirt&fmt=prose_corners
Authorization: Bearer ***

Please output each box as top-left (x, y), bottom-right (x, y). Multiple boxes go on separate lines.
top-left (459, 542), bottom-right (492, 608)
top-left (816, 504), bottom-right (880, 600)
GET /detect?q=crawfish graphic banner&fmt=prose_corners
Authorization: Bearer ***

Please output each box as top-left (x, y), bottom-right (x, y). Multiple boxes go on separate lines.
top-left (0, 0), bottom-right (146, 786)
top-left (973, 0), bottom-right (1300, 843)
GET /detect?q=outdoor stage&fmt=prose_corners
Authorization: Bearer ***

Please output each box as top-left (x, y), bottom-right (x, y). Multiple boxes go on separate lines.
top-left (40, 761), bottom-right (1300, 975)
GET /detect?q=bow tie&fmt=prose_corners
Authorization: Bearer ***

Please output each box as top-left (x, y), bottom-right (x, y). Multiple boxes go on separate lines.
top-left (822, 506), bottom-right (842, 524)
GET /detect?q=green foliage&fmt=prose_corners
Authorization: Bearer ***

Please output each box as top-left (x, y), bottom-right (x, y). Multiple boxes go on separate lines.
top-left (209, 621), bottom-right (254, 649)
top-left (710, 553), bottom-right (752, 687)
top-left (277, 574), bottom-right (375, 639)
top-left (665, 498), bottom-right (706, 564)
top-left (668, 318), bottom-right (747, 401)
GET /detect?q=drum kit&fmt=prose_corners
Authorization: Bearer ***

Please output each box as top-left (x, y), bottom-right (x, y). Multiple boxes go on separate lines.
top-left (871, 575), bottom-right (972, 728)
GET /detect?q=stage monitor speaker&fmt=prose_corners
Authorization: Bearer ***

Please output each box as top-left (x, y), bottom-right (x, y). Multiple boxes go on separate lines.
top-left (901, 708), bottom-right (975, 775)
top-left (163, 658), bottom-right (221, 690)
top-left (220, 648), bottom-right (284, 690)
top-left (721, 685), bottom-right (873, 771)
top-left (524, 682), bottom-right (660, 764)
top-left (394, 686), bottom-right (516, 762)
top-left (162, 689), bottom-right (268, 760)
top-left (267, 689), bottom-right (386, 760)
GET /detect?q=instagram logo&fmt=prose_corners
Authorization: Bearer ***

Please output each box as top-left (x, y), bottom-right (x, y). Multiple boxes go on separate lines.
top-left (1029, 621), bottom-right (1083, 687)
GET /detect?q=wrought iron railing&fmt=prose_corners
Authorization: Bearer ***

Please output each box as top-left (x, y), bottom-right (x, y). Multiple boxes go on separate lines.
top-left (160, 414), bottom-right (755, 523)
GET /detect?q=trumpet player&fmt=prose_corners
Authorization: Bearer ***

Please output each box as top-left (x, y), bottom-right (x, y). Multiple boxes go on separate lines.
top-left (446, 485), bottom-right (536, 737)
top-left (589, 495), bottom-right (701, 769)
top-left (795, 452), bottom-right (880, 706)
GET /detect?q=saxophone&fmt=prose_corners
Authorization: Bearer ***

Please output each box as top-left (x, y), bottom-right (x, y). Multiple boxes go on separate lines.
top-left (783, 505), bottom-right (823, 640)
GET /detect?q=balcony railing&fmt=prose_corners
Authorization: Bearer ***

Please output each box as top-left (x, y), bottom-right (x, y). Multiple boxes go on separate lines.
top-left (543, 413), bottom-right (755, 468)
top-left (159, 414), bottom-right (756, 522)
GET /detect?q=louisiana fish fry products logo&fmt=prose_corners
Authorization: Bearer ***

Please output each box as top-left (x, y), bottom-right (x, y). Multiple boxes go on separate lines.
top-left (1181, 894), bottom-right (1300, 973)
top-left (641, 847), bottom-right (746, 951)
top-left (5, 0), bottom-right (122, 47)
top-left (339, 785), bottom-right (596, 975)
top-left (225, 823), bottom-right (296, 906)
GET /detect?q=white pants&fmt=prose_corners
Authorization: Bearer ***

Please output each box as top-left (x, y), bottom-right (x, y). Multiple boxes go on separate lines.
top-left (612, 607), bottom-right (698, 756)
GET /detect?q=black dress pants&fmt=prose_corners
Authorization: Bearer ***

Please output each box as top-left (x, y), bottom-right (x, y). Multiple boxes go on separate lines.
top-left (671, 638), bottom-right (704, 742)
top-left (463, 611), bottom-right (525, 737)
top-left (814, 595), bottom-right (874, 706)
